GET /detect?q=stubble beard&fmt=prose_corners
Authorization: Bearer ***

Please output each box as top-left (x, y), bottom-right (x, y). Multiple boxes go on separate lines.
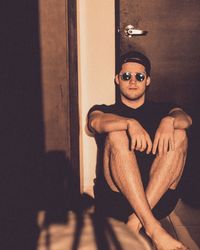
top-left (121, 91), bottom-right (145, 102)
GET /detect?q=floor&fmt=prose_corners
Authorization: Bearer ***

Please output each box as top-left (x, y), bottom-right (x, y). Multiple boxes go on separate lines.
top-left (36, 199), bottom-right (200, 250)
top-left (168, 200), bottom-right (200, 250)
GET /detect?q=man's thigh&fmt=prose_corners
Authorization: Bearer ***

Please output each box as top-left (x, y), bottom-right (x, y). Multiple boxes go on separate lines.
top-left (94, 152), bottom-right (179, 222)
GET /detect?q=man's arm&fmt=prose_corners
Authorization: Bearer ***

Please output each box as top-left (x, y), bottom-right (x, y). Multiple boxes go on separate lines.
top-left (152, 108), bottom-right (192, 155)
top-left (168, 107), bottom-right (192, 129)
top-left (88, 110), bottom-right (128, 134)
top-left (88, 110), bottom-right (152, 153)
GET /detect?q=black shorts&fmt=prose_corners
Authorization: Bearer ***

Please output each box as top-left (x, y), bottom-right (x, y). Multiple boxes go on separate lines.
top-left (94, 151), bottom-right (180, 222)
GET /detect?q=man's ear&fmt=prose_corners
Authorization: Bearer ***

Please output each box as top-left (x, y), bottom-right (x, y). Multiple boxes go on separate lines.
top-left (115, 74), bottom-right (119, 85)
top-left (146, 76), bottom-right (151, 86)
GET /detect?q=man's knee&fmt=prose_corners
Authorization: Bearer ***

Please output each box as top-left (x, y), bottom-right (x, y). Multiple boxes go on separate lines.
top-left (106, 131), bottom-right (129, 150)
top-left (174, 129), bottom-right (188, 152)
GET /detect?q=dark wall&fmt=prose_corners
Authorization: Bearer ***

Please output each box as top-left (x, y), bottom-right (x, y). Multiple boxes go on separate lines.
top-left (0, 1), bottom-right (44, 210)
top-left (0, 2), bottom-right (80, 248)
top-left (0, 1), bottom-right (79, 213)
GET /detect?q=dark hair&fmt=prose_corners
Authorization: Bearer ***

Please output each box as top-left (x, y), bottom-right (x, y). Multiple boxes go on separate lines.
top-left (119, 51), bottom-right (151, 76)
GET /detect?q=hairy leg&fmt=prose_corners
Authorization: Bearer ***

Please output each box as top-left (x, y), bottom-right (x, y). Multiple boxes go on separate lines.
top-left (104, 130), bottom-right (188, 250)
top-left (127, 130), bottom-right (187, 235)
top-left (104, 131), bottom-right (158, 227)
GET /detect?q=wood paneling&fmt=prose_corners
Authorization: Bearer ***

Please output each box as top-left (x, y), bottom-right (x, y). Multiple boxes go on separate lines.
top-left (68, 0), bottom-right (80, 179)
top-left (39, 0), bottom-right (79, 177)
top-left (39, 0), bottom-right (70, 155)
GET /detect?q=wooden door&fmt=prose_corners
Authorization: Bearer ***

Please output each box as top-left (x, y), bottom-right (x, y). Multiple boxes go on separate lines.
top-left (39, 0), bottom-right (79, 172)
top-left (116, 0), bottom-right (200, 108)
top-left (116, 0), bottom-right (200, 205)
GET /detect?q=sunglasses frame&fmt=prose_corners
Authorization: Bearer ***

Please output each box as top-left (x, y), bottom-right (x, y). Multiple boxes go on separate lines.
top-left (119, 72), bottom-right (146, 82)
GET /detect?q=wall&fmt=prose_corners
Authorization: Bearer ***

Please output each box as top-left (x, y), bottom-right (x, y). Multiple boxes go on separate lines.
top-left (39, 0), bottom-right (70, 155)
top-left (77, 0), bottom-right (115, 195)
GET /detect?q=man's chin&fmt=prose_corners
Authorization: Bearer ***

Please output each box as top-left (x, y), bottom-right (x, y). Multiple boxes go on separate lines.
top-left (125, 95), bottom-right (143, 101)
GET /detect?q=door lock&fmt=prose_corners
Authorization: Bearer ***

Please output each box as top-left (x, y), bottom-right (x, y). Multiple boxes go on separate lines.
top-left (124, 25), bottom-right (147, 37)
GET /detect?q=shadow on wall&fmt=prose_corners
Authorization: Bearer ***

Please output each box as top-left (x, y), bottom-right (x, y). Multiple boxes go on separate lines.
top-left (0, 2), bottom-right (42, 210)
top-left (0, 2), bottom-right (79, 249)
top-left (0, 1), bottom-right (83, 211)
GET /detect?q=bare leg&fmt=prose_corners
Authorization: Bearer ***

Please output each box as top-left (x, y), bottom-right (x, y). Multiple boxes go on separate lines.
top-left (104, 130), bottom-right (188, 250)
top-left (127, 129), bottom-right (188, 233)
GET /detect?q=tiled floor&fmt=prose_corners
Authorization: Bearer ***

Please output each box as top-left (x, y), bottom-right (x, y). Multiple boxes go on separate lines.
top-left (169, 200), bottom-right (200, 250)
top-left (36, 199), bottom-right (200, 250)
top-left (37, 211), bottom-right (151, 250)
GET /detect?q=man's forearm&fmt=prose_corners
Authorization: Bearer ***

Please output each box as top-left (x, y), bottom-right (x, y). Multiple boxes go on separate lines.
top-left (168, 109), bottom-right (192, 129)
top-left (90, 113), bottom-right (129, 134)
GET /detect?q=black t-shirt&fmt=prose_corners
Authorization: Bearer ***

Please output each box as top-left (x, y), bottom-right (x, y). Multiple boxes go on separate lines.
top-left (88, 100), bottom-right (176, 139)
top-left (88, 100), bottom-right (177, 182)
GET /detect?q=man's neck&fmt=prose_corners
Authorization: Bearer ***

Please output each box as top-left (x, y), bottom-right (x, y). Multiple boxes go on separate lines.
top-left (120, 95), bottom-right (145, 109)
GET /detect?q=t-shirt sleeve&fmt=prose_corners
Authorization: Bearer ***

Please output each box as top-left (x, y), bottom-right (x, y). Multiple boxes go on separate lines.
top-left (87, 104), bottom-right (112, 133)
top-left (87, 104), bottom-right (110, 117)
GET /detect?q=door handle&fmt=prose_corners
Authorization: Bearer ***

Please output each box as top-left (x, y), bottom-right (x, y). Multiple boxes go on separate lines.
top-left (124, 25), bottom-right (148, 37)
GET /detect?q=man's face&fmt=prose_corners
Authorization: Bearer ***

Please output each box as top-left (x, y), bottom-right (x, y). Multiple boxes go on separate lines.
top-left (116, 62), bottom-right (150, 101)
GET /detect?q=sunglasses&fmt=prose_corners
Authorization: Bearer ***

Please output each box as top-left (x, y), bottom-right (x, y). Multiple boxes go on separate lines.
top-left (119, 72), bottom-right (146, 82)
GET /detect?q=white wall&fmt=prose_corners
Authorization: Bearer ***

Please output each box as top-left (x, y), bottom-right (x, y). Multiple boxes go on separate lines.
top-left (77, 0), bottom-right (115, 195)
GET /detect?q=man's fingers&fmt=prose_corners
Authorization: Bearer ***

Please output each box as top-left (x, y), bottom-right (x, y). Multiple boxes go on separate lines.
top-left (146, 134), bottom-right (152, 154)
top-left (158, 137), bottom-right (164, 156)
top-left (135, 137), bottom-right (142, 151)
top-left (131, 136), bottom-right (136, 151)
top-left (152, 134), bottom-right (159, 154)
top-left (167, 136), bottom-right (175, 152)
top-left (140, 135), bottom-right (147, 152)
top-left (153, 134), bottom-right (174, 155)
top-left (169, 135), bottom-right (175, 151)
top-left (163, 138), bottom-right (168, 154)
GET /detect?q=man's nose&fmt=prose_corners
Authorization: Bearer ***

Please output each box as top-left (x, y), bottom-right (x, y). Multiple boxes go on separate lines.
top-left (129, 75), bottom-right (137, 83)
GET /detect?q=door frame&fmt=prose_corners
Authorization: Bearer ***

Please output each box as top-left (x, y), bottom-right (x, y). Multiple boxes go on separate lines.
top-left (66, 0), bottom-right (80, 183)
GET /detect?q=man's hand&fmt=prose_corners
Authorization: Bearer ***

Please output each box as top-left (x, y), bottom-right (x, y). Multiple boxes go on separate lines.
top-left (127, 120), bottom-right (152, 154)
top-left (152, 116), bottom-right (175, 156)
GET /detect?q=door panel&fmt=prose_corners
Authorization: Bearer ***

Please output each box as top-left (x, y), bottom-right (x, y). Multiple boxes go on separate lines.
top-left (39, 0), bottom-right (79, 178)
top-left (118, 0), bottom-right (200, 108)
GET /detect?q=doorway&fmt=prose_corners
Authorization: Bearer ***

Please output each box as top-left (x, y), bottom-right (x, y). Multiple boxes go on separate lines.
top-left (116, 0), bottom-right (200, 205)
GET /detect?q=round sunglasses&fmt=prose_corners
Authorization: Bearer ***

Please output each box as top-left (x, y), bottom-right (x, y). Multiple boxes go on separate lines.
top-left (119, 72), bottom-right (146, 82)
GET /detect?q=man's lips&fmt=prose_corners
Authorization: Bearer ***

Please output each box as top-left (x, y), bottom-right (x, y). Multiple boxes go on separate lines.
top-left (128, 87), bottom-right (138, 90)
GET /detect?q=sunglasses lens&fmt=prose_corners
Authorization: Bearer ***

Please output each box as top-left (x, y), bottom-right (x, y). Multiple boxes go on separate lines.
top-left (136, 73), bottom-right (145, 82)
top-left (121, 72), bottom-right (131, 81)
top-left (121, 72), bottom-right (145, 82)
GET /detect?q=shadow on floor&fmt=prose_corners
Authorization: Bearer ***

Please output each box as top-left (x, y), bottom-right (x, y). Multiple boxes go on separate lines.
top-left (91, 213), bottom-right (124, 250)
top-left (0, 150), bottom-right (79, 250)
top-left (37, 193), bottom-right (124, 250)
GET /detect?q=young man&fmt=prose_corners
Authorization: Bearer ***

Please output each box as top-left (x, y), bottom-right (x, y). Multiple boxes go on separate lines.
top-left (87, 51), bottom-right (192, 250)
